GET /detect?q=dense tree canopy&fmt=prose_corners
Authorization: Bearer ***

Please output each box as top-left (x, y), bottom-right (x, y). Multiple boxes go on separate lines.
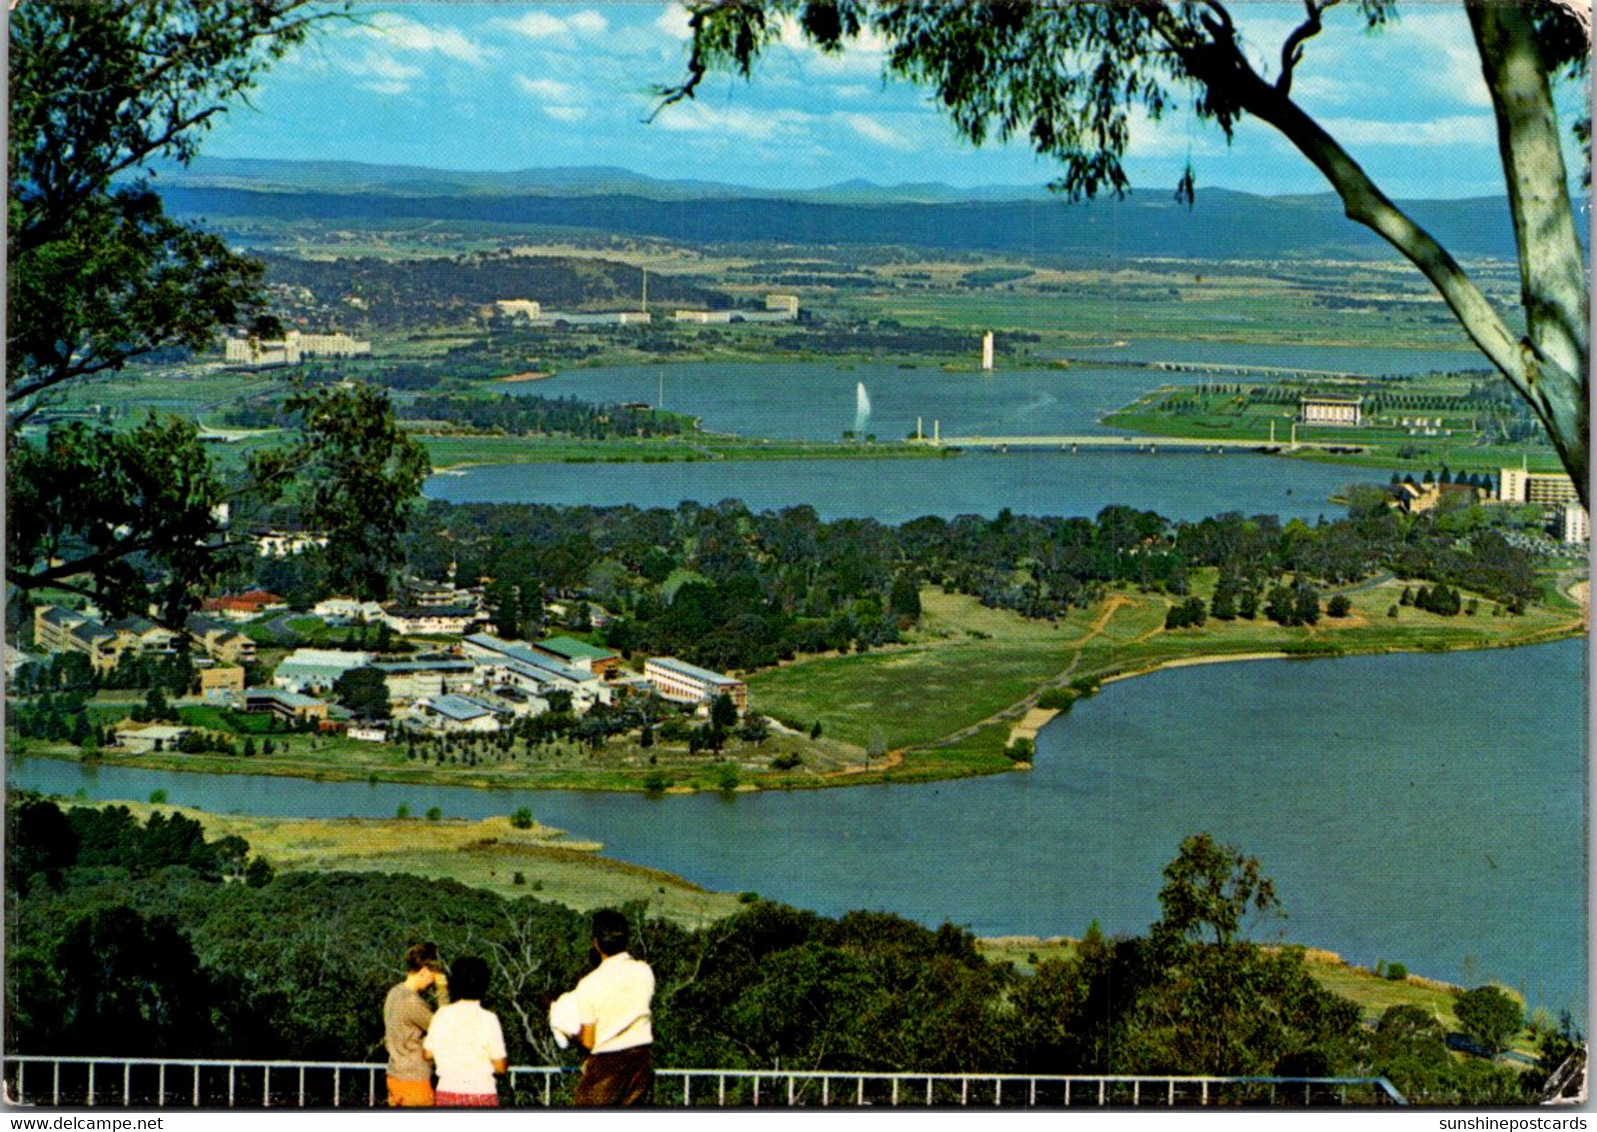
top-left (5, 799), bottom-right (1545, 1104)
top-left (663, 0), bottom-right (1589, 504)
top-left (7, 0), bottom-right (425, 617)
top-left (415, 494), bottom-right (1544, 673)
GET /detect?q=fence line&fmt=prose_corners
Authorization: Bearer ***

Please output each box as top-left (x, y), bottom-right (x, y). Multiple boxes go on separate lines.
top-left (3, 1057), bottom-right (1407, 1108)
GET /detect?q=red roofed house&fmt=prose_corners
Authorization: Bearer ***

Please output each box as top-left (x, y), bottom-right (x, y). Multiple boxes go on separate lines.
top-left (202, 590), bottom-right (289, 621)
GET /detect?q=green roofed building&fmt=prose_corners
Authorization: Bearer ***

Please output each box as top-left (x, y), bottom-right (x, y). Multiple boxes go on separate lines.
top-left (533, 636), bottom-right (622, 678)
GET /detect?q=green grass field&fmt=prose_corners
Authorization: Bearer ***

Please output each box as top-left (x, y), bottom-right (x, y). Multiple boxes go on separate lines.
top-left (417, 432), bottom-right (954, 467)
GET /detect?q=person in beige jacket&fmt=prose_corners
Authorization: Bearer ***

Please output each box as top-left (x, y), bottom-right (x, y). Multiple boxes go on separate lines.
top-left (382, 941), bottom-right (448, 1106)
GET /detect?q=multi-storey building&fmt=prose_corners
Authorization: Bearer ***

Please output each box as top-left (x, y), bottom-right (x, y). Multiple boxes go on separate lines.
top-left (224, 330), bottom-right (371, 365)
top-left (33, 606), bottom-right (120, 671)
top-left (644, 656), bottom-right (747, 714)
top-left (462, 634), bottom-right (610, 711)
top-left (1559, 503), bottom-right (1590, 544)
top-left (186, 616), bottom-right (258, 666)
top-left (1499, 466), bottom-right (1582, 506)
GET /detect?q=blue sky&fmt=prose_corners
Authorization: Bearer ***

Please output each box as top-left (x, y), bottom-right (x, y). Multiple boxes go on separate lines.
top-left (202, 3), bottom-right (1588, 198)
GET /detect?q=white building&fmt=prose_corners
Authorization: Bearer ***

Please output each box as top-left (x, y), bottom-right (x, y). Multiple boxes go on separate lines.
top-left (371, 659), bottom-right (477, 705)
top-left (981, 331), bottom-right (995, 371)
top-left (765, 294), bottom-right (799, 317)
top-left (115, 724), bottom-right (193, 753)
top-left (379, 605), bottom-right (483, 636)
top-left (224, 330), bottom-right (371, 366)
top-left (256, 529), bottom-right (329, 558)
top-left (273, 649), bottom-right (374, 694)
top-left (409, 694), bottom-right (503, 733)
top-left (673, 309), bottom-right (735, 324)
top-left (462, 633), bottom-right (610, 711)
top-left (495, 299), bottom-right (542, 320)
top-left (1560, 504), bottom-right (1589, 544)
top-left (1300, 395), bottom-right (1363, 427)
top-left (314, 597), bottom-right (387, 624)
top-left (644, 656), bottom-right (747, 714)
top-left (1500, 466), bottom-right (1581, 506)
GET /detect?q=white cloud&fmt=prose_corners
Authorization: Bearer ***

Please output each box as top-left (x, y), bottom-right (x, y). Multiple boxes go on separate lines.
top-left (655, 4), bottom-right (693, 41)
top-left (569, 11), bottom-right (610, 36)
top-left (517, 76), bottom-right (578, 102)
top-left (1319, 114), bottom-right (1494, 148)
top-left (498, 11), bottom-right (569, 40)
top-left (545, 105), bottom-right (588, 123)
top-left (498, 9), bottom-right (608, 43)
top-left (363, 14), bottom-right (488, 65)
top-left (842, 113), bottom-right (916, 151)
top-left (342, 50), bottom-right (423, 96)
top-left (654, 99), bottom-right (815, 143)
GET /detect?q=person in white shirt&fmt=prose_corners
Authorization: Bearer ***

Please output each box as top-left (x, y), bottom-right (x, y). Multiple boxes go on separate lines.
top-left (553, 909), bottom-right (655, 1106)
top-left (423, 956), bottom-right (507, 1107)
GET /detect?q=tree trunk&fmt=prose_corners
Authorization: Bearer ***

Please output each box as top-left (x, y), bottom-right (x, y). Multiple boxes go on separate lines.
top-left (1466, 0), bottom-right (1589, 508)
top-left (1186, 8), bottom-right (1589, 507)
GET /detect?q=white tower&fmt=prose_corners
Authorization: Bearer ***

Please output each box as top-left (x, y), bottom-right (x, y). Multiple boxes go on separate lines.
top-left (981, 331), bottom-right (995, 371)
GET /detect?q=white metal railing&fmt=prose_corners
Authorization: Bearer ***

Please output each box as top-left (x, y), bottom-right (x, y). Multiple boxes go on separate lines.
top-left (1, 1057), bottom-right (1407, 1108)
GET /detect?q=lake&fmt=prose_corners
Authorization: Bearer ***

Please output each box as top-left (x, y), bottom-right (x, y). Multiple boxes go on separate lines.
top-left (496, 344), bottom-right (1484, 445)
top-left (10, 638), bottom-right (1586, 1017)
top-left (426, 451), bottom-right (1373, 525)
top-left (14, 339), bottom-right (1588, 1020)
top-left (427, 351), bottom-right (1453, 522)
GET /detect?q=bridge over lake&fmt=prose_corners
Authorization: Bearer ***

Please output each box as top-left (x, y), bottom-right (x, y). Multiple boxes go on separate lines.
top-left (907, 434), bottom-right (1363, 454)
top-left (1064, 357), bottom-right (1365, 382)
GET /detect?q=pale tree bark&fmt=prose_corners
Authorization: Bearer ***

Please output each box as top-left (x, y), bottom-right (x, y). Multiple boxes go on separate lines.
top-left (1158, 2), bottom-right (1589, 507)
top-left (1466, 0), bottom-right (1589, 508)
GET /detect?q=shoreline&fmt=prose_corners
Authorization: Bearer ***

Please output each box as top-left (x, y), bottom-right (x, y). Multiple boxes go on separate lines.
top-left (1098, 650), bottom-right (1289, 686)
top-left (11, 624), bottom-right (1582, 795)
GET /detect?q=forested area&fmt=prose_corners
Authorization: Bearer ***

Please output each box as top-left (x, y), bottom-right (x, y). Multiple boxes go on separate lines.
top-left (3, 801), bottom-right (1561, 1104)
top-left (259, 252), bottom-right (729, 329)
top-left (398, 495), bottom-right (1546, 672)
top-left (396, 394), bottom-right (691, 439)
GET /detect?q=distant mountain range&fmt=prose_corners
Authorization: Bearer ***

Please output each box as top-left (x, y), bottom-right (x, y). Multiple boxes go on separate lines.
top-left (145, 156), bottom-right (1056, 203)
top-left (149, 156), bottom-right (1563, 261)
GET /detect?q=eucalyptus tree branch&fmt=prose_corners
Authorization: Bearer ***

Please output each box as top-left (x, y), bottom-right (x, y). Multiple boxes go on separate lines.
top-left (1277, 0), bottom-right (1339, 95)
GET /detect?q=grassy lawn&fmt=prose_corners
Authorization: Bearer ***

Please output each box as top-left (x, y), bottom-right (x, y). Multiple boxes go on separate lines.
top-left (751, 579), bottom-right (1581, 779)
top-left (102, 801), bottom-right (743, 929)
top-left (418, 432), bottom-right (954, 467)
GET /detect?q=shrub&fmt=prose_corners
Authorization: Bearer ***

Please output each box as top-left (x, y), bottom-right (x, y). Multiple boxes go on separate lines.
top-left (1004, 738), bottom-right (1035, 763)
top-left (770, 752), bottom-right (802, 771)
top-left (1386, 962), bottom-right (1408, 981)
top-left (1455, 985), bottom-right (1524, 1057)
top-left (510, 806), bottom-right (535, 830)
top-left (1036, 688), bottom-right (1077, 711)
